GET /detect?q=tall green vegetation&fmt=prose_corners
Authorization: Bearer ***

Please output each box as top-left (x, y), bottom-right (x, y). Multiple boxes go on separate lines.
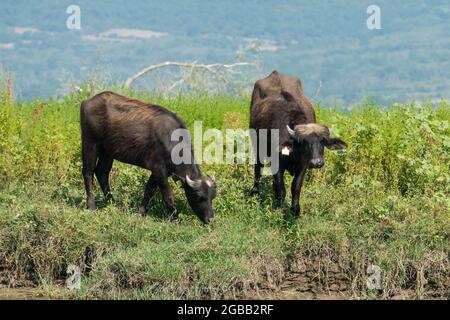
top-left (0, 86), bottom-right (448, 299)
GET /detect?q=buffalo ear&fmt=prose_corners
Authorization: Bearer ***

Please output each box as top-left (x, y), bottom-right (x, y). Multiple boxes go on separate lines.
top-left (324, 138), bottom-right (347, 150)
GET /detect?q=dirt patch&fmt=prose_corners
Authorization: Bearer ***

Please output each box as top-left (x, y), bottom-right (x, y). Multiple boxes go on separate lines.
top-left (260, 271), bottom-right (351, 300)
top-left (0, 251), bottom-right (447, 300)
top-left (255, 271), bottom-right (446, 300)
top-left (0, 285), bottom-right (43, 300)
top-left (251, 252), bottom-right (449, 300)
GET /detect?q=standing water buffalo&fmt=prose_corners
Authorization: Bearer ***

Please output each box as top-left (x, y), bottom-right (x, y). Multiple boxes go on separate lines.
top-left (80, 92), bottom-right (216, 224)
top-left (250, 71), bottom-right (347, 216)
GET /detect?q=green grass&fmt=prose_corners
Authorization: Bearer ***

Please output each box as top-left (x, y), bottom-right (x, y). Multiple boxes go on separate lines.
top-left (0, 84), bottom-right (449, 299)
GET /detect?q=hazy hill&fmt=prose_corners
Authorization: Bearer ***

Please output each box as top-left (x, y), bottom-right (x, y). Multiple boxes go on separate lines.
top-left (1, 0), bottom-right (450, 104)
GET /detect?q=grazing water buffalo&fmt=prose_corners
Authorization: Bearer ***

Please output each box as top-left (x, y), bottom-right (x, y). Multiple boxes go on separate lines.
top-left (80, 92), bottom-right (216, 224)
top-left (250, 71), bottom-right (347, 216)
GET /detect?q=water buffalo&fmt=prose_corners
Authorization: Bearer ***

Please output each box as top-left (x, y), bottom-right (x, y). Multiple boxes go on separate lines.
top-left (250, 71), bottom-right (347, 216)
top-left (80, 92), bottom-right (216, 224)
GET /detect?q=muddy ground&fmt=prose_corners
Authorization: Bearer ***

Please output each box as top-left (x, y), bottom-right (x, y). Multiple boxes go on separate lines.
top-left (1, 271), bottom-right (444, 300)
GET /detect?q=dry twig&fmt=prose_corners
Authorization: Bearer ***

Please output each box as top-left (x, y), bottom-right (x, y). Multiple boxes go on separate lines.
top-left (123, 61), bottom-right (251, 88)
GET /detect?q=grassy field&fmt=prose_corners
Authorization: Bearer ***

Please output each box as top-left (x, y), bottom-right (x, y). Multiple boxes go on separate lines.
top-left (0, 84), bottom-right (449, 299)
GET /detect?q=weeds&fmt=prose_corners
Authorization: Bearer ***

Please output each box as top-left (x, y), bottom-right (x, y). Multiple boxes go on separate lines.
top-left (0, 88), bottom-right (448, 299)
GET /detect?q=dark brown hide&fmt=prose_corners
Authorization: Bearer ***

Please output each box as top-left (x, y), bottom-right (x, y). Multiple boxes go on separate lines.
top-left (80, 92), bottom-right (216, 224)
top-left (249, 71), bottom-right (347, 216)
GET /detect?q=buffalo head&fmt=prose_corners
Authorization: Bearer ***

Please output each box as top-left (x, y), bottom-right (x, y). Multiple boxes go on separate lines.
top-left (183, 175), bottom-right (217, 224)
top-left (287, 123), bottom-right (347, 169)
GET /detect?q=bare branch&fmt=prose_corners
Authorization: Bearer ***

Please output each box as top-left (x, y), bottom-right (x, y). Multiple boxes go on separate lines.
top-left (123, 61), bottom-right (252, 88)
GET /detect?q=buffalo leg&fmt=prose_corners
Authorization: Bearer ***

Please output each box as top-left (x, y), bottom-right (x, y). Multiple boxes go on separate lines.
top-left (158, 179), bottom-right (177, 220)
top-left (95, 151), bottom-right (114, 202)
top-left (139, 174), bottom-right (158, 216)
top-left (251, 161), bottom-right (262, 195)
top-left (82, 138), bottom-right (97, 210)
top-left (291, 166), bottom-right (307, 216)
top-left (250, 134), bottom-right (262, 195)
top-left (273, 169), bottom-right (286, 207)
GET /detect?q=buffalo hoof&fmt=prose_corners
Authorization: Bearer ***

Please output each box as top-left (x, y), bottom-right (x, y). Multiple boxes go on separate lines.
top-left (290, 206), bottom-right (300, 217)
top-left (87, 199), bottom-right (97, 211)
top-left (139, 206), bottom-right (147, 217)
